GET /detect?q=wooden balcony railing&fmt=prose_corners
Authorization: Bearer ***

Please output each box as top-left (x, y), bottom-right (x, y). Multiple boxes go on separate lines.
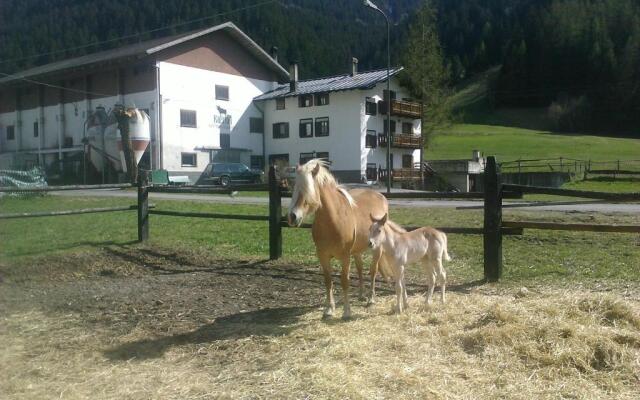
top-left (378, 133), bottom-right (422, 149)
top-left (377, 167), bottom-right (422, 181)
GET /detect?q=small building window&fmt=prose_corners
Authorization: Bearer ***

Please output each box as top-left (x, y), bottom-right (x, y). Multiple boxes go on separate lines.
top-left (298, 94), bottom-right (313, 108)
top-left (299, 152), bottom-right (314, 165)
top-left (366, 130), bottom-right (377, 148)
top-left (365, 97), bottom-right (377, 115)
top-left (366, 163), bottom-right (378, 180)
top-left (299, 118), bottom-right (313, 138)
top-left (250, 155), bottom-right (264, 170)
top-left (6, 125), bottom-right (15, 141)
top-left (269, 153), bottom-right (289, 165)
top-left (276, 98), bottom-right (285, 110)
top-left (250, 117), bottom-right (264, 133)
top-left (402, 154), bottom-right (414, 168)
top-left (181, 152), bottom-right (197, 167)
top-left (316, 152), bottom-right (329, 161)
top-left (180, 109), bottom-right (197, 128)
top-left (33, 121), bottom-right (39, 138)
top-left (273, 122), bottom-right (289, 139)
top-left (315, 93), bottom-right (329, 106)
top-left (402, 122), bottom-right (413, 134)
top-left (215, 85), bottom-right (229, 101)
top-left (315, 117), bottom-right (329, 137)
top-left (220, 133), bottom-right (231, 149)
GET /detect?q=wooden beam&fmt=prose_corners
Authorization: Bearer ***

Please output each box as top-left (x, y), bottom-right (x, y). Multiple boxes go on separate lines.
top-left (502, 220), bottom-right (640, 233)
top-left (148, 210), bottom-right (268, 221)
top-left (0, 183), bottom-right (134, 192)
top-left (484, 156), bottom-right (503, 281)
top-left (502, 184), bottom-right (640, 201)
top-left (0, 204), bottom-right (154, 219)
top-left (279, 220), bottom-right (523, 235)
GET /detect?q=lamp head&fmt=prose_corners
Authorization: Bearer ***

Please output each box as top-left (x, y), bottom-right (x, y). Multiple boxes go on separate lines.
top-left (364, 0), bottom-right (380, 11)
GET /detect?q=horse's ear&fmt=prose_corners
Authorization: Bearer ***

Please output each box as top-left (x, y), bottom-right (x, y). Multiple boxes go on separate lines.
top-left (311, 163), bottom-right (321, 177)
top-left (370, 213), bottom-right (378, 223)
top-left (380, 213), bottom-right (388, 225)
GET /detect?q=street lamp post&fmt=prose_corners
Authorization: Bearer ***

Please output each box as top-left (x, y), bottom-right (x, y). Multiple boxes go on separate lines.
top-left (364, 0), bottom-right (391, 194)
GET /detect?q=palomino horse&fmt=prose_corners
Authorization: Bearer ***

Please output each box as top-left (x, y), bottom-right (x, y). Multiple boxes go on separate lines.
top-left (287, 159), bottom-right (390, 319)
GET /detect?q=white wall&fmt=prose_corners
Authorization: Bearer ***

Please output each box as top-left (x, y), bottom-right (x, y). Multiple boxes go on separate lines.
top-left (158, 62), bottom-right (276, 174)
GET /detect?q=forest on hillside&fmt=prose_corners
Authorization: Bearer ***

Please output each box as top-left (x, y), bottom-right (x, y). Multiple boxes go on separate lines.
top-left (1, 0), bottom-right (639, 132)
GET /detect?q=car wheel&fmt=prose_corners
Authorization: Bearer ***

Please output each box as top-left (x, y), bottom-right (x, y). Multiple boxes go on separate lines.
top-left (220, 176), bottom-right (230, 187)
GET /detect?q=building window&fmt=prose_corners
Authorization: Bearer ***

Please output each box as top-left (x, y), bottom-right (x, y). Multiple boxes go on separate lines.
top-left (365, 97), bottom-right (377, 115)
top-left (384, 119), bottom-right (396, 134)
top-left (220, 133), bottom-right (231, 149)
top-left (215, 85), bottom-right (229, 101)
top-left (366, 130), bottom-right (377, 148)
top-left (402, 122), bottom-right (413, 134)
top-left (33, 121), bottom-right (39, 138)
top-left (250, 117), bottom-right (264, 133)
top-left (315, 93), bottom-right (329, 106)
top-left (299, 152), bottom-right (314, 165)
top-left (316, 152), bottom-right (329, 161)
top-left (298, 94), bottom-right (313, 108)
top-left (366, 163), bottom-right (378, 180)
top-left (181, 152), bottom-right (197, 167)
top-left (6, 125), bottom-right (15, 141)
top-left (383, 89), bottom-right (397, 101)
top-left (273, 122), bottom-right (289, 139)
top-left (276, 98), bottom-right (285, 110)
top-left (269, 153), bottom-right (289, 165)
top-left (402, 154), bottom-right (414, 168)
top-left (315, 117), bottom-right (329, 137)
top-left (299, 118), bottom-right (313, 138)
top-left (180, 109), bottom-right (197, 128)
top-left (250, 155), bottom-right (264, 170)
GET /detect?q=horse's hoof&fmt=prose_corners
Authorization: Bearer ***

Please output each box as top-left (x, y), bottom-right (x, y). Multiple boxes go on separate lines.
top-left (342, 313), bottom-right (352, 321)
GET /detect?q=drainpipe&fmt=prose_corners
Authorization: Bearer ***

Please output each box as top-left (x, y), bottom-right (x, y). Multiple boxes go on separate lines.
top-left (155, 64), bottom-right (163, 170)
top-left (253, 99), bottom-right (266, 170)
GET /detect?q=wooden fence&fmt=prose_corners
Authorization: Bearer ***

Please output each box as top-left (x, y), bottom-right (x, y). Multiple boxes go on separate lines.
top-left (2, 158), bottom-right (639, 281)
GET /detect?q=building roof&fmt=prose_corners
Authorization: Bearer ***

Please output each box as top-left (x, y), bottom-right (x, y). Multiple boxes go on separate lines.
top-left (253, 66), bottom-right (404, 101)
top-left (0, 22), bottom-right (289, 85)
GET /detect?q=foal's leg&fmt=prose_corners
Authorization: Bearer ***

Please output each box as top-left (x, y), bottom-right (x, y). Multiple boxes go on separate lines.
top-left (401, 266), bottom-right (409, 310)
top-left (339, 255), bottom-right (353, 320)
top-left (368, 247), bottom-right (382, 305)
top-left (394, 264), bottom-right (406, 313)
top-left (423, 259), bottom-right (436, 305)
top-left (353, 253), bottom-right (366, 301)
top-left (436, 255), bottom-right (447, 304)
top-left (318, 253), bottom-right (335, 318)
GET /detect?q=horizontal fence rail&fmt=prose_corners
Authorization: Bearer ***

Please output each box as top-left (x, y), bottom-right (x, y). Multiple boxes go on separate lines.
top-left (149, 184), bottom-right (269, 194)
top-left (382, 191), bottom-right (523, 200)
top-left (503, 220), bottom-right (640, 233)
top-left (503, 184), bottom-right (640, 201)
top-left (0, 204), bottom-right (155, 220)
top-left (148, 209), bottom-right (268, 221)
top-left (0, 183), bottom-right (134, 192)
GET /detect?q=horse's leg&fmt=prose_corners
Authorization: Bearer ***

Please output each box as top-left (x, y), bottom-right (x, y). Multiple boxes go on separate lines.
top-left (339, 255), bottom-right (352, 320)
top-left (353, 253), bottom-right (365, 301)
top-left (368, 247), bottom-right (382, 305)
top-left (318, 252), bottom-right (335, 318)
top-left (437, 256), bottom-right (447, 304)
top-left (395, 264), bottom-right (405, 313)
top-left (401, 266), bottom-right (409, 310)
top-left (423, 259), bottom-right (436, 305)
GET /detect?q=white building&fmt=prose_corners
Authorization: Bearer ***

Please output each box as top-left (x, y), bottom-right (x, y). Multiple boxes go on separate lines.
top-left (256, 60), bottom-right (423, 183)
top-left (0, 23), bottom-right (423, 185)
top-left (0, 22), bottom-right (288, 182)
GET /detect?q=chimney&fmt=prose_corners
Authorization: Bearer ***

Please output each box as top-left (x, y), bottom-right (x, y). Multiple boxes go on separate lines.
top-left (351, 57), bottom-right (358, 76)
top-left (289, 62), bottom-right (299, 92)
top-left (472, 150), bottom-right (481, 161)
top-left (270, 46), bottom-right (278, 62)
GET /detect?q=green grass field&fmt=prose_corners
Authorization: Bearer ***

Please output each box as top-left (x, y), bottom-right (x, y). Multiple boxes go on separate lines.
top-left (1, 195), bottom-right (638, 285)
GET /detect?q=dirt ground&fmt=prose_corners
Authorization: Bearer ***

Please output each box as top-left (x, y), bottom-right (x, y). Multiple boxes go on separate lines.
top-left (1, 246), bottom-right (639, 399)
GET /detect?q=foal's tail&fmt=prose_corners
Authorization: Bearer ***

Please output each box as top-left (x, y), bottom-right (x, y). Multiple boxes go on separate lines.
top-left (441, 232), bottom-right (451, 262)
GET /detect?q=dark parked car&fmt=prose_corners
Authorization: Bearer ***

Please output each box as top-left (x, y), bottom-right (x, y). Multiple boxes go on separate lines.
top-left (195, 162), bottom-right (263, 186)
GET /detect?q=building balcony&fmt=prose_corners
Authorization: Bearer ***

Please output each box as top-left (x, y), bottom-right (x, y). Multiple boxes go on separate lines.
top-left (377, 167), bottom-right (423, 182)
top-left (377, 133), bottom-right (422, 149)
top-left (379, 99), bottom-right (422, 119)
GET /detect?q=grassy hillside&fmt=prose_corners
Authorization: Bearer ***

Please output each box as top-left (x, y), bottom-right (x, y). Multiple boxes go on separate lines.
top-left (427, 124), bottom-right (640, 162)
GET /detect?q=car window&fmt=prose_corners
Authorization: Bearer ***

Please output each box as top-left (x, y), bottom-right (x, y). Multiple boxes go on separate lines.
top-left (228, 164), bottom-right (243, 173)
top-left (213, 164), bottom-right (228, 174)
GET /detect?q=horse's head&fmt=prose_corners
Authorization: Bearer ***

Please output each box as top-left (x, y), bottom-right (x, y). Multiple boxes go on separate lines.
top-left (368, 213), bottom-right (388, 249)
top-left (287, 159), bottom-right (329, 227)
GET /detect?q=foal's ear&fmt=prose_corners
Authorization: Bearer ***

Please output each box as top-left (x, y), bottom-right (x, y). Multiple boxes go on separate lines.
top-left (380, 213), bottom-right (388, 225)
top-left (311, 163), bottom-right (321, 177)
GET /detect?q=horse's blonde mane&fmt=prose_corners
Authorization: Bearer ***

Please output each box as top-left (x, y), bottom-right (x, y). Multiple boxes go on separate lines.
top-left (296, 159), bottom-right (355, 208)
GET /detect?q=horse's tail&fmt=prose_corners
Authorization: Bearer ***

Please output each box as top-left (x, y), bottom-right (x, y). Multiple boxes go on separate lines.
top-left (441, 232), bottom-right (451, 262)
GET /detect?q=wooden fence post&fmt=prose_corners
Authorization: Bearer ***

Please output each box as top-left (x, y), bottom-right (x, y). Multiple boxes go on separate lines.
top-left (483, 156), bottom-right (503, 281)
top-left (137, 170), bottom-right (149, 242)
top-left (268, 165), bottom-right (282, 260)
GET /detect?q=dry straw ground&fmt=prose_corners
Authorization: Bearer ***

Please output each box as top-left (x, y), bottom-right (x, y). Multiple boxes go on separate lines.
top-left (1, 248), bottom-right (639, 399)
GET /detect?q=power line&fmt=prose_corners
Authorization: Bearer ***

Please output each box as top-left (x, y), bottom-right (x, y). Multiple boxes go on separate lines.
top-left (0, 71), bottom-right (116, 98)
top-left (0, 0), bottom-right (278, 66)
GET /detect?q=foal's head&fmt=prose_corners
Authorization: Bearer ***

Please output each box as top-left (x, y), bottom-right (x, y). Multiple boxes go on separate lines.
top-left (287, 159), bottom-right (335, 227)
top-left (368, 213), bottom-right (388, 249)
